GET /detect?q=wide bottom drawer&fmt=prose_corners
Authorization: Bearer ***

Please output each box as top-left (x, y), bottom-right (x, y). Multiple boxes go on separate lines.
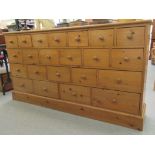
top-left (92, 88), bottom-right (140, 115)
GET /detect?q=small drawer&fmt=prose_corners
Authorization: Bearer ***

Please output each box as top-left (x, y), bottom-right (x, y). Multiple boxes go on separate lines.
top-left (33, 80), bottom-right (59, 99)
top-left (27, 65), bottom-right (46, 80)
top-left (22, 49), bottom-right (39, 65)
top-left (116, 27), bottom-right (145, 47)
top-left (60, 49), bottom-right (82, 66)
top-left (48, 32), bottom-right (67, 47)
top-left (89, 29), bottom-right (113, 47)
top-left (32, 33), bottom-right (48, 48)
top-left (12, 77), bottom-right (33, 93)
top-left (111, 49), bottom-right (143, 71)
top-left (60, 84), bottom-right (91, 105)
top-left (5, 35), bottom-right (18, 48)
top-left (10, 64), bottom-right (27, 78)
top-left (92, 88), bottom-right (140, 115)
top-left (72, 68), bottom-right (96, 87)
top-left (68, 31), bottom-right (88, 47)
top-left (7, 49), bottom-right (22, 64)
top-left (98, 70), bottom-right (142, 93)
top-left (47, 66), bottom-right (70, 82)
top-left (39, 49), bottom-right (59, 65)
top-left (83, 49), bottom-right (109, 68)
top-left (17, 35), bottom-right (32, 48)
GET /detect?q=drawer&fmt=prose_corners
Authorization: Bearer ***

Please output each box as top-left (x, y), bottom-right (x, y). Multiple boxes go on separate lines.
top-left (7, 49), bottom-right (22, 64)
top-left (116, 27), bottom-right (145, 47)
top-left (83, 49), bottom-right (109, 68)
top-left (39, 49), bottom-right (59, 65)
top-left (27, 65), bottom-right (46, 80)
top-left (111, 49), bottom-right (143, 71)
top-left (22, 49), bottom-right (39, 65)
top-left (60, 84), bottom-right (91, 105)
top-left (92, 88), bottom-right (140, 115)
top-left (47, 66), bottom-right (70, 82)
top-left (72, 68), bottom-right (96, 87)
top-left (12, 77), bottom-right (33, 93)
top-left (17, 35), bottom-right (32, 48)
top-left (33, 80), bottom-right (59, 99)
top-left (48, 32), bottom-right (67, 47)
top-left (5, 35), bottom-right (18, 48)
top-left (10, 64), bottom-right (27, 78)
top-left (60, 49), bottom-right (82, 66)
top-left (68, 31), bottom-right (88, 47)
top-left (32, 34), bottom-right (48, 48)
top-left (98, 70), bottom-right (142, 93)
top-left (89, 29), bottom-right (113, 47)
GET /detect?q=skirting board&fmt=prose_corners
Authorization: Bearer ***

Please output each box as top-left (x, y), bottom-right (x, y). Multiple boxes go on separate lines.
top-left (12, 91), bottom-right (145, 131)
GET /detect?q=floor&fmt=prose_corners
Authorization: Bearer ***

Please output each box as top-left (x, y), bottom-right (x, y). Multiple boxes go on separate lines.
top-left (0, 61), bottom-right (155, 135)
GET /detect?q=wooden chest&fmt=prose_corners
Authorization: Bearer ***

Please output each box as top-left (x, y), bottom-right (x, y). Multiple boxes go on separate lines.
top-left (4, 20), bottom-right (152, 130)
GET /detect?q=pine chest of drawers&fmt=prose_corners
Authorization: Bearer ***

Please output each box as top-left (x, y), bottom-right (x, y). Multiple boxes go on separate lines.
top-left (4, 20), bottom-right (152, 130)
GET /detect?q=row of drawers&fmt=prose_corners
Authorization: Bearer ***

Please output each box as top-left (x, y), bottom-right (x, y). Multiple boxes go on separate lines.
top-left (13, 77), bottom-right (140, 115)
top-left (8, 48), bottom-right (144, 71)
top-left (5, 27), bottom-right (145, 48)
top-left (11, 64), bottom-right (142, 93)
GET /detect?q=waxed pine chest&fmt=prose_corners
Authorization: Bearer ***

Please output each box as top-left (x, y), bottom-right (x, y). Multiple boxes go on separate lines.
top-left (4, 20), bottom-right (152, 130)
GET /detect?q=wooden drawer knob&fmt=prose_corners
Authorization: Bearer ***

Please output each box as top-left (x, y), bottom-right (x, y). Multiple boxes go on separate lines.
top-left (9, 40), bottom-right (14, 44)
top-left (80, 94), bottom-right (83, 97)
top-left (16, 69), bottom-right (20, 72)
top-left (22, 40), bottom-right (27, 43)
top-left (75, 36), bottom-right (81, 42)
top-left (28, 55), bottom-right (33, 58)
top-left (123, 56), bottom-right (129, 62)
top-left (35, 71), bottom-right (39, 74)
top-left (56, 72), bottom-right (61, 77)
top-left (43, 88), bottom-right (48, 92)
top-left (112, 98), bottom-right (117, 103)
top-left (116, 78), bottom-right (122, 84)
top-left (46, 55), bottom-right (52, 59)
top-left (72, 92), bottom-right (77, 96)
top-left (20, 84), bottom-right (25, 87)
top-left (38, 40), bottom-right (43, 43)
top-left (98, 36), bottom-right (104, 41)
top-left (127, 31), bottom-right (135, 40)
top-left (93, 56), bottom-right (99, 61)
top-left (81, 75), bottom-right (87, 80)
top-left (67, 56), bottom-right (73, 60)
top-left (137, 56), bottom-right (141, 60)
top-left (13, 54), bottom-right (17, 58)
top-left (54, 38), bottom-right (60, 42)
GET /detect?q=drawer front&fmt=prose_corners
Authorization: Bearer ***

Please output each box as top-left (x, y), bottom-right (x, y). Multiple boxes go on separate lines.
top-left (32, 34), bottom-right (48, 48)
top-left (89, 29), bottom-right (113, 47)
top-left (48, 32), bottom-right (67, 47)
top-left (116, 27), bottom-right (145, 47)
top-left (5, 35), bottom-right (18, 48)
top-left (60, 49), bottom-right (82, 66)
top-left (17, 35), bottom-right (32, 48)
top-left (33, 80), bottom-right (59, 99)
top-left (10, 64), bottom-right (27, 78)
top-left (98, 70), bottom-right (142, 93)
top-left (47, 66), bottom-right (70, 82)
top-left (28, 65), bottom-right (46, 80)
top-left (7, 49), bottom-right (22, 64)
top-left (22, 49), bottom-right (39, 65)
top-left (72, 68), bottom-right (96, 87)
top-left (68, 31), bottom-right (88, 47)
top-left (111, 49), bottom-right (143, 71)
top-left (39, 49), bottom-right (59, 65)
top-left (83, 49), bottom-right (109, 68)
top-left (92, 88), bottom-right (140, 115)
top-left (12, 77), bottom-right (33, 93)
top-left (60, 84), bottom-right (91, 105)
